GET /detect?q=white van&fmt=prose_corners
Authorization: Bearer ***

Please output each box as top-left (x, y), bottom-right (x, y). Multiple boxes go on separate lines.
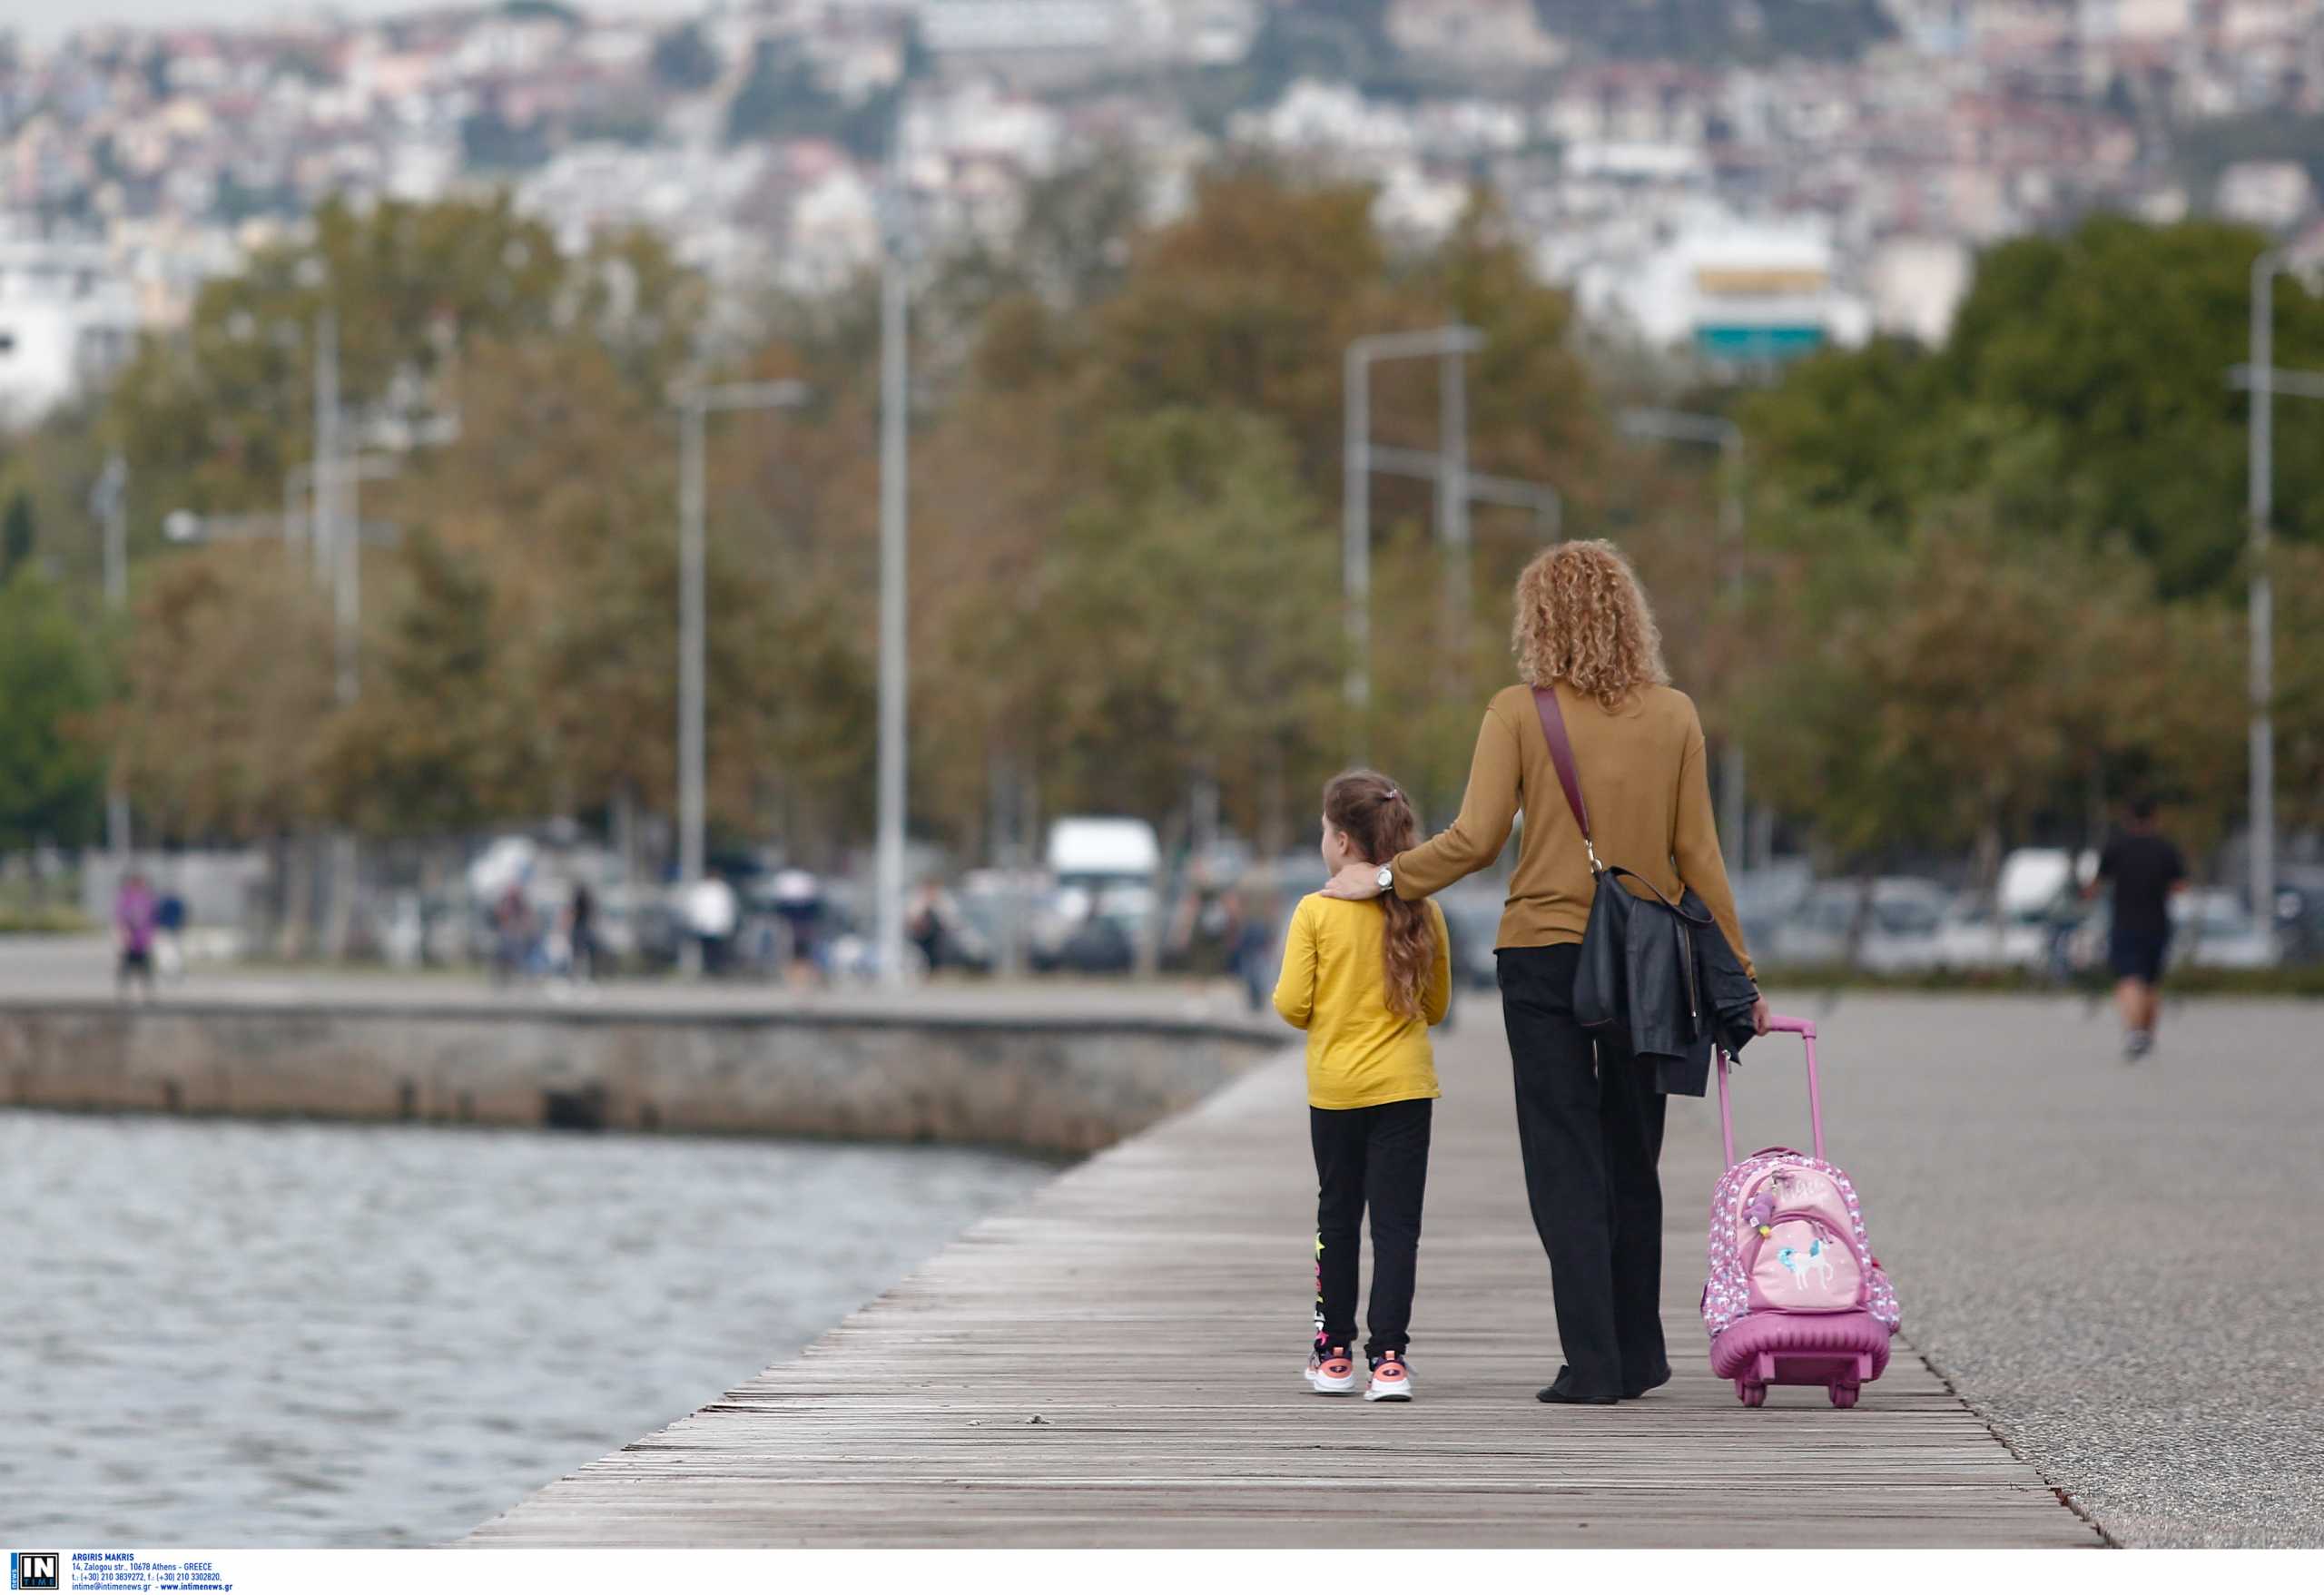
top-left (1046, 817), bottom-right (1162, 883)
top-left (1037, 817), bottom-right (1163, 972)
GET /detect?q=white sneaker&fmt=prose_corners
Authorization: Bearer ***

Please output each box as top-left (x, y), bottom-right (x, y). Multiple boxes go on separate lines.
top-left (1364, 1351), bottom-right (1413, 1402)
top-left (1305, 1343), bottom-right (1358, 1394)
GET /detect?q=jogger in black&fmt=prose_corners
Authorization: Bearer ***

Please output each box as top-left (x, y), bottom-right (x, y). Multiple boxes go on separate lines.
top-left (1497, 943), bottom-right (1669, 1403)
top-left (1310, 1098), bottom-right (1433, 1357)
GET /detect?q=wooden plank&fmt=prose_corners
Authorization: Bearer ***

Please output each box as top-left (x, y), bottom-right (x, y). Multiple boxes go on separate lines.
top-left (468, 1014), bottom-right (2098, 1548)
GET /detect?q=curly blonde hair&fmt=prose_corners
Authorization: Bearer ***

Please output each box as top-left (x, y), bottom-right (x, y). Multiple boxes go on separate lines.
top-left (1510, 539), bottom-right (1669, 709)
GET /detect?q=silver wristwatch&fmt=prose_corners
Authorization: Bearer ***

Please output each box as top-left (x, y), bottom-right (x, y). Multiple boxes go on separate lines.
top-left (1374, 864), bottom-right (1394, 893)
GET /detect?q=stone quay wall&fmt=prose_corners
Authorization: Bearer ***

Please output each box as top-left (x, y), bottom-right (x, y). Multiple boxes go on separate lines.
top-left (0, 999), bottom-right (1287, 1156)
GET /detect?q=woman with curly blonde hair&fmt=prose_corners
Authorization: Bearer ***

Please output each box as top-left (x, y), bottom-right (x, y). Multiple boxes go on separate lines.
top-left (1324, 538), bottom-right (1768, 1405)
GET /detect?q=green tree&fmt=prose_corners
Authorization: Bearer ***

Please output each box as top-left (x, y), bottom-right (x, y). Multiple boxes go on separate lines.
top-left (566, 226), bottom-right (711, 396)
top-left (0, 489), bottom-right (31, 582)
top-left (1746, 216), bottom-right (2324, 598)
top-left (113, 546), bottom-right (337, 842)
top-left (105, 194), bottom-right (578, 528)
top-left (1740, 505), bottom-right (2238, 881)
top-left (1091, 171), bottom-right (1388, 489)
top-left (1046, 409), bottom-right (1342, 837)
top-left (391, 336), bottom-right (670, 825)
top-left (379, 333), bottom-right (841, 851)
top-left (2273, 544), bottom-right (2324, 837)
top-left (0, 572), bottom-right (106, 849)
top-left (907, 345), bottom-right (1084, 859)
top-left (313, 529), bottom-right (529, 838)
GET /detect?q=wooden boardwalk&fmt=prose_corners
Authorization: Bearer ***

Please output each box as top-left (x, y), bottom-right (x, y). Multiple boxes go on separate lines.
top-left (468, 1011), bottom-right (2097, 1548)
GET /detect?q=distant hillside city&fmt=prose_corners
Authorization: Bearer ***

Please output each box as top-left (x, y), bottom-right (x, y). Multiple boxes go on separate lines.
top-left (2, 0), bottom-right (2321, 421)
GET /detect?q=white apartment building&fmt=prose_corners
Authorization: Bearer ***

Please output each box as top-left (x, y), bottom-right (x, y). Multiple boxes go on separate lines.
top-left (1575, 203), bottom-right (1872, 367)
top-left (0, 238), bottom-right (142, 425)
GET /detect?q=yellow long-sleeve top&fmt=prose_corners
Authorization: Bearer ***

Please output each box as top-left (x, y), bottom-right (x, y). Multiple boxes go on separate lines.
top-left (1272, 893), bottom-right (1452, 1110)
top-left (1391, 681), bottom-right (1756, 980)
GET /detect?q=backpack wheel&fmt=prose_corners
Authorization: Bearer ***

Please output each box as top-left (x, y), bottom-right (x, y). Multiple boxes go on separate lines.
top-left (1736, 1379), bottom-right (1766, 1407)
top-left (1828, 1381), bottom-right (1859, 1409)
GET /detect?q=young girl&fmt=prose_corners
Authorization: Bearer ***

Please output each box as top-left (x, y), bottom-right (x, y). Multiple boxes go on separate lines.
top-left (1273, 770), bottom-right (1452, 1402)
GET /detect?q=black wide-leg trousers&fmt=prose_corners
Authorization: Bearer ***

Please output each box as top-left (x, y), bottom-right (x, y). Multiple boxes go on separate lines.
top-left (1496, 943), bottom-right (1669, 1400)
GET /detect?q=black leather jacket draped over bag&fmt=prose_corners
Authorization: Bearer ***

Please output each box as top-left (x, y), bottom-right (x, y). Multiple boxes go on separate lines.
top-left (1572, 870), bottom-right (1760, 1097)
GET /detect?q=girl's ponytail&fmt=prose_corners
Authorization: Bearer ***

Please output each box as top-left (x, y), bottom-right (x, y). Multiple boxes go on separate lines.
top-left (1322, 770), bottom-right (1433, 1019)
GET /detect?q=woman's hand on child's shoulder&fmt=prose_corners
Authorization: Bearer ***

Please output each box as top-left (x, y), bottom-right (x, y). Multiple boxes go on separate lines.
top-left (1318, 861), bottom-right (1384, 901)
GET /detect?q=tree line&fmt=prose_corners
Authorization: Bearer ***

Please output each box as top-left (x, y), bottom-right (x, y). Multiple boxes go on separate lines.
top-left (1, 173), bottom-right (2318, 896)
top-left (1738, 213), bottom-right (2324, 872)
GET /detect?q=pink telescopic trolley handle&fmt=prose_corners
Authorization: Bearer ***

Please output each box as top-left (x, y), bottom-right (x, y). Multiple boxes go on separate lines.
top-left (1717, 1014), bottom-right (1824, 1169)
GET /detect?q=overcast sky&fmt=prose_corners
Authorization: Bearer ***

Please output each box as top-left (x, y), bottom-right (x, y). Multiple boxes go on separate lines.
top-left (0, 3), bottom-right (708, 48)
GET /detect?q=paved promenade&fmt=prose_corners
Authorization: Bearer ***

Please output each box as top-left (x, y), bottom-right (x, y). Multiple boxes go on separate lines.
top-left (1787, 994), bottom-right (2322, 1548)
top-left (469, 1005), bottom-right (2103, 1548)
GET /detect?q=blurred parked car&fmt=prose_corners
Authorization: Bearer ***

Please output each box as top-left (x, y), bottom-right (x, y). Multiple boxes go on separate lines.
top-left (1768, 879), bottom-right (1948, 972)
top-left (1731, 861), bottom-right (1814, 961)
top-left (377, 891), bottom-right (427, 969)
top-left (2171, 890), bottom-right (2276, 970)
top-left (951, 870), bottom-right (1046, 975)
top-left (1437, 886), bottom-right (1503, 990)
top-left (419, 890), bottom-right (473, 967)
top-left (2274, 865), bottom-right (2324, 965)
top-left (1932, 849), bottom-right (2089, 972)
top-left (605, 882), bottom-right (679, 970)
top-left (1931, 901), bottom-right (2054, 972)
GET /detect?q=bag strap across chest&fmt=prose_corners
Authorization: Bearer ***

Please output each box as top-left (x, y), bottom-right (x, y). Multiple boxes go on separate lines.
top-left (1531, 684), bottom-right (1709, 924)
top-left (1531, 685), bottom-right (1600, 872)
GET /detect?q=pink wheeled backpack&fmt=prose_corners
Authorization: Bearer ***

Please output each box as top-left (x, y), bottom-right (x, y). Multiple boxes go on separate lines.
top-left (1702, 1015), bottom-right (1901, 1408)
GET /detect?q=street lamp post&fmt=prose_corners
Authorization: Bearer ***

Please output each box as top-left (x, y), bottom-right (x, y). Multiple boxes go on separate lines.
top-left (1367, 445), bottom-right (1562, 539)
top-left (2240, 249), bottom-right (2324, 948)
top-left (1343, 325), bottom-right (1484, 758)
top-left (873, 167), bottom-right (916, 989)
top-left (671, 379), bottom-right (811, 979)
top-left (312, 310), bottom-right (340, 591)
top-left (90, 454), bottom-right (131, 861)
top-left (283, 456), bottom-right (396, 554)
top-left (1620, 408), bottom-right (1748, 867)
top-left (2250, 250), bottom-right (2280, 955)
top-left (1436, 343), bottom-right (1470, 659)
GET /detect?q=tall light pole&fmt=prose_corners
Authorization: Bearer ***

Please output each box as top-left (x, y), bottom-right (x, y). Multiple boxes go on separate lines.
top-left (91, 454), bottom-right (131, 861)
top-left (300, 306), bottom-right (360, 684)
top-left (2250, 249), bottom-right (2280, 956)
top-left (333, 446), bottom-right (362, 710)
top-left (1620, 407), bottom-right (1748, 867)
top-left (284, 455), bottom-right (395, 556)
top-left (2240, 249), bottom-right (2324, 946)
top-left (312, 310), bottom-right (340, 591)
top-left (1343, 324), bottom-right (1483, 758)
top-left (874, 171), bottom-right (914, 989)
top-left (1436, 342), bottom-right (1471, 660)
top-left (306, 308), bottom-right (374, 960)
top-left (671, 379), bottom-right (811, 978)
